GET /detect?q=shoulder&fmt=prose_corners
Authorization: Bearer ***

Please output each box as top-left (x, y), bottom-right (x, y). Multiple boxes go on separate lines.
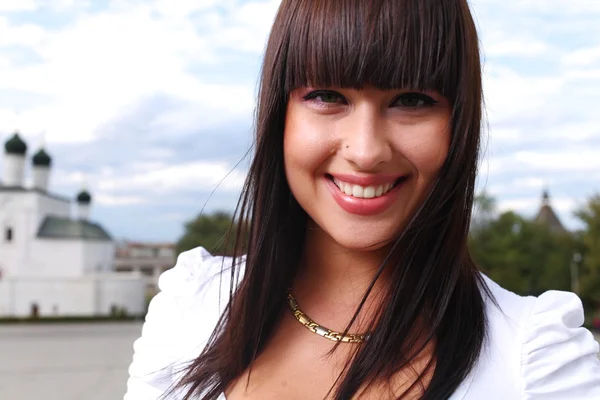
top-left (125, 247), bottom-right (242, 399)
top-left (477, 275), bottom-right (600, 399)
top-left (158, 246), bottom-right (241, 304)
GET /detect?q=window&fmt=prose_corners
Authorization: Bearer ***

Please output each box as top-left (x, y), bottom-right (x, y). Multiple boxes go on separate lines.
top-left (5, 227), bottom-right (12, 242)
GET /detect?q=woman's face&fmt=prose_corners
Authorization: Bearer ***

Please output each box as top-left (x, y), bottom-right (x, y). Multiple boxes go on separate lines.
top-left (284, 86), bottom-right (452, 251)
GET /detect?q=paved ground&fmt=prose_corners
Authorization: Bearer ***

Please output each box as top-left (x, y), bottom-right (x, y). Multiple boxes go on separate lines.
top-left (0, 323), bottom-right (598, 400)
top-left (0, 322), bottom-right (143, 400)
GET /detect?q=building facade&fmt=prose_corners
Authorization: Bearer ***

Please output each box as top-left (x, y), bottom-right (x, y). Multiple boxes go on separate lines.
top-left (115, 241), bottom-right (176, 296)
top-left (0, 132), bottom-right (146, 318)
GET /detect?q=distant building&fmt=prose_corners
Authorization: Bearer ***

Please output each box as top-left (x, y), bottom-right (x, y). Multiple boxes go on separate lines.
top-left (0, 132), bottom-right (146, 318)
top-left (115, 241), bottom-right (176, 295)
top-left (534, 189), bottom-right (566, 234)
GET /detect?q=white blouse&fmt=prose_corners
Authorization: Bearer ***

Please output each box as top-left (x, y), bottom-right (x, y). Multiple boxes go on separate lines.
top-left (124, 247), bottom-right (600, 399)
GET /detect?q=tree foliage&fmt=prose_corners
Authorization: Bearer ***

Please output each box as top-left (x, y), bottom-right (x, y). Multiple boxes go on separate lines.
top-left (176, 211), bottom-right (247, 257)
top-left (469, 210), bottom-right (575, 296)
top-left (471, 190), bottom-right (496, 231)
top-left (575, 195), bottom-right (600, 308)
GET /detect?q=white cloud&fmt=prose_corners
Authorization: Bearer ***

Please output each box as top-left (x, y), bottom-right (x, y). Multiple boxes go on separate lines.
top-left (489, 149), bottom-right (600, 175)
top-left (1, 0), bottom-right (600, 240)
top-left (95, 193), bottom-right (146, 206)
top-left (488, 177), bottom-right (547, 194)
top-left (152, 0), bottom-right (224, 18)
top-left (517, 150), bottom-right (600, 171)
top-left (474, 0), bottom-right (600, 14)
top-left (483, 66), bottom-right (565, 124)
top-left (517, 0), bottom-right (600, 14)
top-left (485, 38), bottom-right (551, 58)
top-left (97, 160), bottom-right (246, 193)
top-left (0, 0), bottom-right (38, 12)
top-left (0, 17), bottom-right (46, 48)
top-left (210, 0), bottom-right (279, 53)
top-left (0, 0), bottom-right (277, 145)
top-left (497, 196), bottom-right (577, 217)
top-left (45, 158), bottom-right (248, 210)
top-left (563, 45), bottom-right (600, 67)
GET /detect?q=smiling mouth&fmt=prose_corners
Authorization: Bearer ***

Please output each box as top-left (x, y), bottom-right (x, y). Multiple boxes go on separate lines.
top-left (326, 175), bottom-right (406, 199)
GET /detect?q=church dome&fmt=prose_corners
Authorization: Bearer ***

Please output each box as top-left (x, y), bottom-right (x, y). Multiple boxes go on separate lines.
top-left (32, 148), bottom-right (52, 167)
top-left (4, 132), bottom-right (27, 155)
top-left (76, 190), bottom-right (92, 204)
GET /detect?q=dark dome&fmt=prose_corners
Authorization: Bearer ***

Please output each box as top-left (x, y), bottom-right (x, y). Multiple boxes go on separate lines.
top-left (32, 148), bottom-right (52, 167)
top-left (4, 133), bottom-right (27, 155)
top-left (76, 190), bottom-right (92, 204)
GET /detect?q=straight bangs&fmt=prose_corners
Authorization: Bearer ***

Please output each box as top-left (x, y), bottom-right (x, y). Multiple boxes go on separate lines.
top-left (283, 0), bottom-right (463, 100)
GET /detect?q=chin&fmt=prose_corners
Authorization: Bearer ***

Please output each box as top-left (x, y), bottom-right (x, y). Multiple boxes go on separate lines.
top-left (323, 224), bottom-right (399, 253)
top-left (340, 239), bottom-right (393, 253)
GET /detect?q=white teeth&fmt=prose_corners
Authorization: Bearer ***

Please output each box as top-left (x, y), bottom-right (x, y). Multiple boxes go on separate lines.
top-left (333, 178), bottom-right (396, 199)
top-left (363, 187), bottom-right (375, 198)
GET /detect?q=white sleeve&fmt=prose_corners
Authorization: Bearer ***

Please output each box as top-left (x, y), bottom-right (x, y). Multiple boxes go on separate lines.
top-left (522, 290), bottom-right (600, 399)
top-left (124, 247), bottom-right (223, 400)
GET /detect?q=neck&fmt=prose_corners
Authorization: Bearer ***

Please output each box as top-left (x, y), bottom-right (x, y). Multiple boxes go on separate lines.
top-left (291, 220), bottom-right (394, 332)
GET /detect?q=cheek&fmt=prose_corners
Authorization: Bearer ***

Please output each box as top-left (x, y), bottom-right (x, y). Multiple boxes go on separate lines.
top-left (396, 120), bottom-right (450, 178)
top-left (284, 112), bottom-right (336, 177)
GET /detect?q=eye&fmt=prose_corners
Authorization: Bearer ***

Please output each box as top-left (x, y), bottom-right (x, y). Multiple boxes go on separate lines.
top-left (303, 90), bottom-right (346, 105)
top-left (392, 93), bottom-right (438, 108)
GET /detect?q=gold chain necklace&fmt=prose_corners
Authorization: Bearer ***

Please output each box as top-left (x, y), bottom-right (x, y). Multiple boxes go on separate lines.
top-left (286, 290), bottom-right (368, 343)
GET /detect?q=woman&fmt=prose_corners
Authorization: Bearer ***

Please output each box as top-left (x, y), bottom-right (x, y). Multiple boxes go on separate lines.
top-left (126, 0), bottom-right (600, 399)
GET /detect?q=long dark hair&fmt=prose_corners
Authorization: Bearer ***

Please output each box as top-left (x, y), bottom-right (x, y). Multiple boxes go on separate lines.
top-left (173, 0), bottom-right (489, 398)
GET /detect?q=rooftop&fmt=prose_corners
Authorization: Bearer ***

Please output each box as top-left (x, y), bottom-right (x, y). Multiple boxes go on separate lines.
top-left (0, 186), bottom-right (70, 203)
top-left (37, 216), bottom-right (112, 241)
top-left (534, 190), bottom-right (566, 234)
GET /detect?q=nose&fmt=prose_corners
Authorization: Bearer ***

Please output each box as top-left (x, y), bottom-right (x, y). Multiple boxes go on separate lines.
top-left (340, 109), bottom-right (393, 170)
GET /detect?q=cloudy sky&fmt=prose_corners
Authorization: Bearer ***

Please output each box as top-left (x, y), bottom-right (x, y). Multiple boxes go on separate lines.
top-left (0, 0), bottom-right (598, 242)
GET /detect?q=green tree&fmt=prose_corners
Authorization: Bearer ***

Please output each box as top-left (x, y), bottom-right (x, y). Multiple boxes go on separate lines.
top-left (176, 211), bottom-right (247, 257)
top-left (575, 195), bottom-right (600, 308)
top-left (470, 210), bottom-right (575, 296)
top-left (471, 191), bottom-right (497, 232)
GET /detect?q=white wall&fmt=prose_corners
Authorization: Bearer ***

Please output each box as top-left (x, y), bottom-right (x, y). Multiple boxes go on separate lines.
top-left (2, 154), bottom-right (25, 186)
top-left (32, 167), bottom-right (50, 191)
top-left (0, 190), bottom-right (73, 276)
top-left (25, 239), bottom-right (114, 277)
top-left (83, 241), bottom-right (115, 274)
top-left (26, 239), bottom-right (84, 277)
top-left (0, 191), bottom-right (34, 277)
top-left (0, 274), bottom-right (146, 317)
top-left (97, 275), bottom-right (147, 316)
top-left (0, 278), bottom-right (94, 316)
top-left (0, 280), bottom-right (13, 315)
top-left (22, 191), bottom-right (43, 246)
top-left (35, 193), bottom-right (71, 226)
top-left (0, 190), bottom-right (111, 278)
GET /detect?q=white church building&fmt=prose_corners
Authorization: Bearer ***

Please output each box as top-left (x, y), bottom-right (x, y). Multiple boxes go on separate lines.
top-left (0, 132), bottom-right (146, 318)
